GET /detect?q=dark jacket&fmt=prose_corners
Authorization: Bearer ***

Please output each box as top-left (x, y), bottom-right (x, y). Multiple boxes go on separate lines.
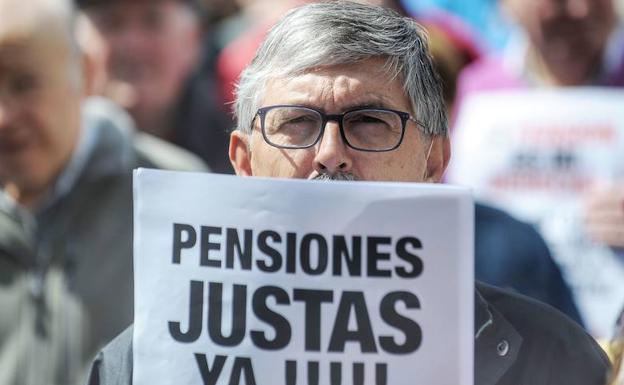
top-left (0, 99), bottom-right (207, 385)
top-left (86, 282), bottom-right (609, 385)
top-left (475, 203), bottom-right (582, 325)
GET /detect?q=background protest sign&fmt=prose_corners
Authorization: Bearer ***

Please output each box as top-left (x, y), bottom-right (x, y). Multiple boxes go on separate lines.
top-left (448, 87), bottom-right (624, 338)
top-left (133, 169), bottom-right (474, 385)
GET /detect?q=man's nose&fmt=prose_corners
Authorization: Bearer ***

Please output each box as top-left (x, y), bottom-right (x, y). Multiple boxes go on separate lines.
top-left (565, 0), bottom-right (590, 19)
top-left (313, 121), bottom-right (352, 175)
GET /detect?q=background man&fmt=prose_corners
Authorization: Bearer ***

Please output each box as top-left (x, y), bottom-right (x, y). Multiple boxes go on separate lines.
top-left (0, 0), bottom-right (205, 383)
top-left (88, 2), bottom-right (609, 384)
top-left (76, 0), bottom-right (234, 173)
top-left (451, 0), bottom-right (624, 337)
top-left (76, 0), bottom-right (201, 138)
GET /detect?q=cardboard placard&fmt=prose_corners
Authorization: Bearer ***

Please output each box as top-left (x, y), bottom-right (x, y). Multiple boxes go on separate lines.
top-left (133, 170), bottom-right (474, 385)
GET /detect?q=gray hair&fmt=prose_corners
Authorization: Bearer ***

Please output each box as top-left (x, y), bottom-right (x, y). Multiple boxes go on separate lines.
top-left (234, 0), bottom-right (447, 138)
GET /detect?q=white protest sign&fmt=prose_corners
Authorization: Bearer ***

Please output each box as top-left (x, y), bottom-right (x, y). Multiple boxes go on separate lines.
top-left (448, 87), bottom-right (624, 338)
top-left (133, 169), bottom-right (474, 385)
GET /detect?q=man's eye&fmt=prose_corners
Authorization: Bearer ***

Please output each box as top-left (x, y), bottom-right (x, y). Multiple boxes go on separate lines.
top-left (347, 114), bottom-right (389, 126)
top-left (273, 115), bottom-right (318, 136)
top-left (285, 115), bottom-right (315, 124)
top-left (10, 75), bottom-right (38, 94)
top-left (92, 12), bottom-right (123, 33)
top-left (354, 115), bottom-right (385, 123)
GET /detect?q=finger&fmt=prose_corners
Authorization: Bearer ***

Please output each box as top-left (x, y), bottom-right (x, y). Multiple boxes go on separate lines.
top-left (584, 210), bottom-right (624, 226)
top-left (585, 191), bottom-right (624, 211)
top-left (585, 225), bottom-right (624, 248)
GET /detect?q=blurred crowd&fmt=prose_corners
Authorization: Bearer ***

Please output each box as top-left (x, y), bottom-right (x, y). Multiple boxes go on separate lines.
top-left (1, 0), bottom-right (624, 383)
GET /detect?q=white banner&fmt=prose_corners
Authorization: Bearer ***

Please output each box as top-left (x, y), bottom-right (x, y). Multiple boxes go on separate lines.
top-left (132, 169), bottom-right (474, 385)
top-left (448, 87), bottom-right (624, 338)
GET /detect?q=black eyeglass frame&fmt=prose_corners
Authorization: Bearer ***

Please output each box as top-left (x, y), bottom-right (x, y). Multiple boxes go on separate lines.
top-left (255, 104), bottom-right (425, 152)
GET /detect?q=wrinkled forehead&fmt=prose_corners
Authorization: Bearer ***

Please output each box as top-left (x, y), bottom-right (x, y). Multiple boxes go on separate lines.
top-left (0, 27), bottom-right (74, 86)
top-left (0, 31), bottom-right (68, 71)
top-left (259, 60), bottom-right (412, 112)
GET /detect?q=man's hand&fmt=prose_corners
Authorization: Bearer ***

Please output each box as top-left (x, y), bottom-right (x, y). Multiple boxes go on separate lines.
top-left (583, 183), bottom-right (624, 249)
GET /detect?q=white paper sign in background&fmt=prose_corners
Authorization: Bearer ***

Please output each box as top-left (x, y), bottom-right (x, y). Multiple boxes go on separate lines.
top-left (133, 170), bottom-right (474, 385)
top-left (448, 87), bottom-right (624, 338)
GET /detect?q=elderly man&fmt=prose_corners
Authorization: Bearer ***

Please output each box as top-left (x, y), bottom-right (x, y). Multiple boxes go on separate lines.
top-left (0, 0), bottom-right (205, 383)
top-left (87, 2), bottom-right (609, 384)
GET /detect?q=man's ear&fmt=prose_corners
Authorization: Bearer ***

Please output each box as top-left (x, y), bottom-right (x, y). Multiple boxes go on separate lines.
top-left (75, 13), bottom-right (104, 96)
top-left (80, 51), bottom-right (97, 96)
top-left (424, 136), bottom-right (451, 183)
top-left (229, 131), bottom-right (253, 176)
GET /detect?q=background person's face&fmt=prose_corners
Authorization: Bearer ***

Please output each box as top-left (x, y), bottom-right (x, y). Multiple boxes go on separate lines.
top-left (506, 0), bottom-right (615, 79)
top-left (85, 0), bottom-right (199, 127)
top-left (230, 59), bottom-right (449, 183)
top-left (0, 32), bottom-right (82, 195)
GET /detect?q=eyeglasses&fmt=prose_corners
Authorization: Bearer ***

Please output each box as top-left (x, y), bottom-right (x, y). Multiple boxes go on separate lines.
top-left (255, 105), bottom-right (424, 152)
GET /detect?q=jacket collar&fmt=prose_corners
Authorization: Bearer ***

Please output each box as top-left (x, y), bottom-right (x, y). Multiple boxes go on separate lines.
top-left (474, 287), bottom-right (523, 385)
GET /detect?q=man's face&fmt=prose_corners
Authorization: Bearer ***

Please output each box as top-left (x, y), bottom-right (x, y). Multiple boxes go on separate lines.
top-left (0, 32), bottom-right (82, 194)
top-left (230, 59), bottom-right (450, 183)
top-left (507, 0), bottom-right (615, 73)
top-left (85, 0), bottom-right (199, 128)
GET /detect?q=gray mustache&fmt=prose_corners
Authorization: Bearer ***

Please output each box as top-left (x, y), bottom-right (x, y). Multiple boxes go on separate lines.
top-left (312, 172), bottom-right (356, 181)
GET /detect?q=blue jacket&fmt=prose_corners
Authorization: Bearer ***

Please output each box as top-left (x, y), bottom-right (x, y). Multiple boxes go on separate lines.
top-left (475, 203), bottom-right (583, 325)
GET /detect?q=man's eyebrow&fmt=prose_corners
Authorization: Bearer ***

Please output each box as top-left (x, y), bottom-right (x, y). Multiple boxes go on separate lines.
top-left (0, 43), bottom-right (25, 55)
top-left (274, 93), bottom-right (401, 112)
top-left (288, 99), bottom-right (395, 112)
top-left (0, 46), bottom-right (31, 71)
top-left (341, 95), bottom-right (397, 111)
top-left (342, 102), bottom-right (392, 111)
top-left (282, 102), bottom-right (393, 113)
